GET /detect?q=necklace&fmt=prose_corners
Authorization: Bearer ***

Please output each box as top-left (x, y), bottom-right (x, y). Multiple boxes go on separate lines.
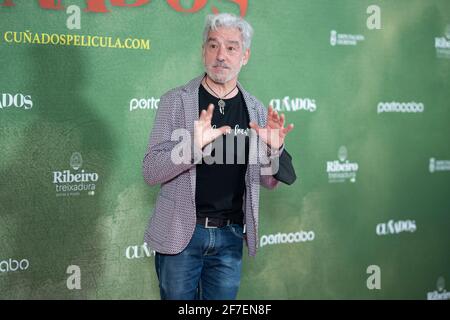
top-left (204, 76), bottom-right (237, 115)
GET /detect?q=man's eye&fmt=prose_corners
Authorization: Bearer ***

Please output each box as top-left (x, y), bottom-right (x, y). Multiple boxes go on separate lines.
top-left (228, 47), bottom-right (236, 51)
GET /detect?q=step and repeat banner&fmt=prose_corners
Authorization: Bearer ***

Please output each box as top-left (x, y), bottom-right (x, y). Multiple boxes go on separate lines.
top-left (1, 0), bottom-right (449, 299)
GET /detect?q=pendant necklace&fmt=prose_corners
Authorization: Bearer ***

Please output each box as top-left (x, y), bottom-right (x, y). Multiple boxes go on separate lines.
top-left (204, 76), bottom-right (237, 115)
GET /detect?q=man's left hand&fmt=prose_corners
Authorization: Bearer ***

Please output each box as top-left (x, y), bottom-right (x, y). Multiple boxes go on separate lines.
top-left (249, 106), bottom-right (294, 149)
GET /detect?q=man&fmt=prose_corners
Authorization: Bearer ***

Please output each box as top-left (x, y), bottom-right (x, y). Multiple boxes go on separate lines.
top-left (143, 13), bottom-right (294, 300)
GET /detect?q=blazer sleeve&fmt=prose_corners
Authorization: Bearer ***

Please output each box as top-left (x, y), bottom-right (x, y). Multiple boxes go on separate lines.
top-left (256, 101), bottom-right (283, 190)
top-left (142, 90), bottom-right (197, 186)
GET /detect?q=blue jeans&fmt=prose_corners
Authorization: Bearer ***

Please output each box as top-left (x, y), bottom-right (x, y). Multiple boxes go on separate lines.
top-left (155, 223), bottom-right (244, 300)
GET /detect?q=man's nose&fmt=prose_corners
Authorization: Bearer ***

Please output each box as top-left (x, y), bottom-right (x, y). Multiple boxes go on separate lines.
top-left (216, 45), bottom-right (225, 62)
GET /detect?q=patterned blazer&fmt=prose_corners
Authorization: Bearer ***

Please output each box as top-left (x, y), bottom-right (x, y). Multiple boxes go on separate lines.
top-left (142, 74), bottom-right (284, 256)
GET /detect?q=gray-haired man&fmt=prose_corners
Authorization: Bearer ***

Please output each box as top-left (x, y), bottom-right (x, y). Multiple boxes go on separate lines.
top-left (143, 13), bottom-right (294, 300)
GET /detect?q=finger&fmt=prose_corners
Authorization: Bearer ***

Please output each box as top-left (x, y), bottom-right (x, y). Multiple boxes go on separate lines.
top-left (282, 123), bottom-right (294, 135)
top-left (268, 105), bottom-right (273, 118)
top-left (279, 113), bottom-right (285, 127)
top-left (199, 109), bottom-right (207, 121)
top-left (272, 110), bottom-right (279, 122)
top-left (207, 104), bottom-right (214, 121)
top-left (272, 113), bottom-right (280, 127)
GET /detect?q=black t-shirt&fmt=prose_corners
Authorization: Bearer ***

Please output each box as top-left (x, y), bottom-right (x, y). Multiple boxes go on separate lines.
top-left (195, 84), bottom-right (250, 221)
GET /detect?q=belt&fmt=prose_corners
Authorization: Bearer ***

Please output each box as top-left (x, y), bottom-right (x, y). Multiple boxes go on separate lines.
top-left (196, 216), bottom-right (244, 229)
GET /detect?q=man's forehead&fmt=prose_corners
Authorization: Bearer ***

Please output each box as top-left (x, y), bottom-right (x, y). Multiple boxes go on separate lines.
top-left (207, 27), bottom-right (242, 44)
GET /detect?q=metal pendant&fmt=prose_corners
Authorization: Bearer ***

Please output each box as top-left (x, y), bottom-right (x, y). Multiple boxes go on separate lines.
top-left (218, 99), bottom-right (225, 114)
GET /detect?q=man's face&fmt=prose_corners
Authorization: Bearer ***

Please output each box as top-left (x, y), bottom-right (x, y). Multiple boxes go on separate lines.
top-left (203, 27), bottom-right (250, 84)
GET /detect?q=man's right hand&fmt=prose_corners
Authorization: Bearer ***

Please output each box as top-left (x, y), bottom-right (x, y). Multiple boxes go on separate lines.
top-left (194, 104), bottom-right (231, 150)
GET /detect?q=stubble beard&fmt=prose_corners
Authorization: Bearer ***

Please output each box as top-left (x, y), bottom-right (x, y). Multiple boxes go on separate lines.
top-left (204, 58), bottom-right (244, 85)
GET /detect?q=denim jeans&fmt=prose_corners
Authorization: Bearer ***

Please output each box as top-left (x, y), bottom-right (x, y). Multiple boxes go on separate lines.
top-left (155, 223), bottom-right (244, 300)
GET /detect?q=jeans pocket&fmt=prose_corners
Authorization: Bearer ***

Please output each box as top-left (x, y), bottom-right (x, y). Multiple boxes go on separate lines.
top-left (228, 224), bottom-right (244, 239)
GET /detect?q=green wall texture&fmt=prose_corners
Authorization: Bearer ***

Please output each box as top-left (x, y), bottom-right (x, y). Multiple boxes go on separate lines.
top-left (0, 0), bottom-right (449, 299)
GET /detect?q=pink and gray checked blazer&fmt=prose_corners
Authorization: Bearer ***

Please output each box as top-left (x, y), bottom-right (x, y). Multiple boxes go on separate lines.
top-left (142, 74), bottom-right (284, 256)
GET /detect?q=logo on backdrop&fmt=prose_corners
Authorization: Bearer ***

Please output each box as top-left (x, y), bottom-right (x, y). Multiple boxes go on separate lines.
top-left (327, 146), bottom-right (359, 183)
top-left (0, 93), bottom-right (32, 110)
top-left (260, 230), bottom-right (315, 248)
top-left (0, 0), bottom-right (248, 16)
top-left (330, 30), bottom-right (365, 46)
top-left (429, 158), bottom-right (450, 173)
top-left (435, 25), bottom-right (450, 59)
top-left (0, 258), bottom-right (30, 273)
top-left (377, 101), bottom-right (424, 114)
top-left (269, 97), bottom-right (316, 112)
top-left (427, 277), bottom-right (450, 300)
top-left (52, 152), bottom-right (99, 197)
top-left (376, 219), bottom-right (417, 236)
top-left (3, 30), bottom-right (150, 50)
top-left (129, 97), bottom-right (159, 112)
top-left (125, 243), bottom-right (155, 259)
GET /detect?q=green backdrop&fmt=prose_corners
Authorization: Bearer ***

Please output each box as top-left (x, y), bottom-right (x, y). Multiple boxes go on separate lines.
top-left (1, 0), bottom-right (449, 299)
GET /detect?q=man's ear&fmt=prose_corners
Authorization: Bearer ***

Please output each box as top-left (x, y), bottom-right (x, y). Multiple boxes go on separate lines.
top-left (201, 45), bottom-right (206, 64)
top-left (242, 49), bottom-right (250, 66)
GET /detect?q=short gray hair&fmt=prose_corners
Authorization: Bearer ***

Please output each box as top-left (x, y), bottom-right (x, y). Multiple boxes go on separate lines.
top-left (203, 13), bottom-right (254, 51)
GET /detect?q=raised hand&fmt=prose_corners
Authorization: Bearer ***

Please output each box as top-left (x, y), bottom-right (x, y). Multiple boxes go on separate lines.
top-left (249, 106), bottom-right (294, 149)
top-left (194, 104), bottom-right (231, 149)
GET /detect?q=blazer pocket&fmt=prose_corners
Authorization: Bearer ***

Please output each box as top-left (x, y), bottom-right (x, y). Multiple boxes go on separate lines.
top-left (149, 194), bottom-right (175, 245)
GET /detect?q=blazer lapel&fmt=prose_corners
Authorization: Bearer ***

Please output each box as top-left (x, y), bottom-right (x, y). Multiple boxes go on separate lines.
top-left (236, 81), bottom-right (260, 227)
top-left (237, 80), bottom-right (259, 167)
top-left (181, 75), bottom-right (204, 202)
